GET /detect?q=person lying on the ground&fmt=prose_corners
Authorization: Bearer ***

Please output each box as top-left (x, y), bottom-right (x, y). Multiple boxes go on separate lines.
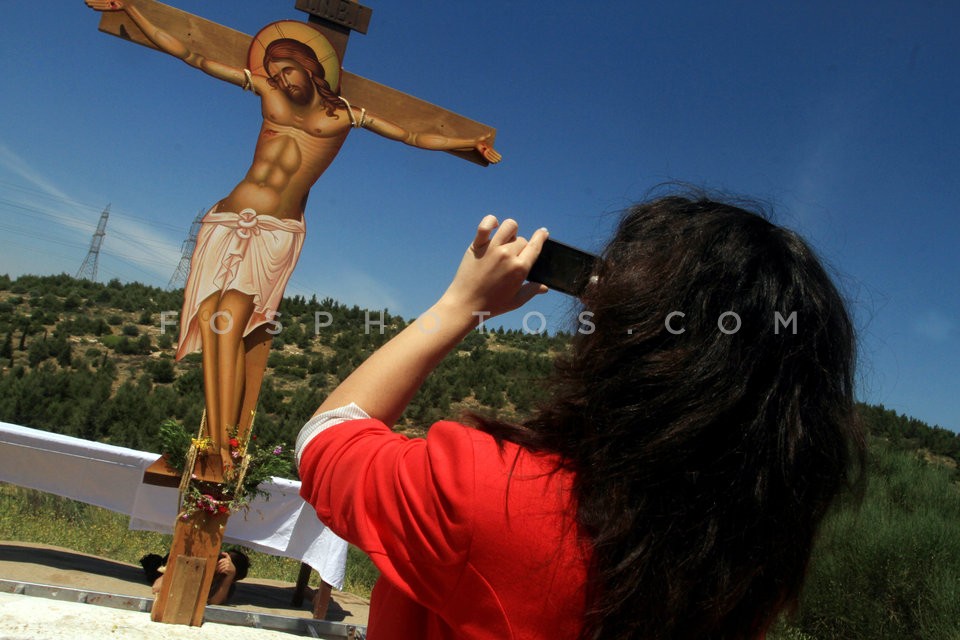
top-left (140, 549), bottom-right (250, 605)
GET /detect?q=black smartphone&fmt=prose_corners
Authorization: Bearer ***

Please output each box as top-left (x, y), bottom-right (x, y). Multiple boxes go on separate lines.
top-left (528, 238), bottom-right (600, 297)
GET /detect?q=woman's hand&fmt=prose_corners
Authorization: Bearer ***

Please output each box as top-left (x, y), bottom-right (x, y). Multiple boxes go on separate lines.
top-left (308, 216), bottom-right (548, 425)
top-left (440, 215), bottom-right (548, 320)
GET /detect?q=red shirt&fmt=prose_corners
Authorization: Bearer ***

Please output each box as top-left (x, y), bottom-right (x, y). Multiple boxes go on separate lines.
top-left (298, 418), bottom-right (589, 639)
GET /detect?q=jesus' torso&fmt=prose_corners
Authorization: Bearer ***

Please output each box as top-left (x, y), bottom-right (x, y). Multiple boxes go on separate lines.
top-left (219, 87), bottom-right (352, 221)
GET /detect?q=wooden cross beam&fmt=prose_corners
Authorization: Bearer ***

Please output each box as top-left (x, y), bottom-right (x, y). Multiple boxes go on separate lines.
top-left (97, 0), bottom-right (495, 164)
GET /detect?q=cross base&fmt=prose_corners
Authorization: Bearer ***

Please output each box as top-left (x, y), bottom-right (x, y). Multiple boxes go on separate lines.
top-left (143, 445), bottom-right (237, 627)
top-left (151, 509), bottom-right (229, 625)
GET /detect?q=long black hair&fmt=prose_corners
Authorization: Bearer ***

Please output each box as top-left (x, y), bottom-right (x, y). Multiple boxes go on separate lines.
top-left (472, 193), bottom-right (865, 639)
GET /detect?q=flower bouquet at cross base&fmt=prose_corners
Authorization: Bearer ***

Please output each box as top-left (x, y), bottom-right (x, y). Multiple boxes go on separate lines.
top-left (158, 417), bottom-right (294, 524)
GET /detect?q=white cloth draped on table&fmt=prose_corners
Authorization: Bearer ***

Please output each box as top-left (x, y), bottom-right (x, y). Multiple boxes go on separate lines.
top-left (0, 421), bottom-right (346, 589)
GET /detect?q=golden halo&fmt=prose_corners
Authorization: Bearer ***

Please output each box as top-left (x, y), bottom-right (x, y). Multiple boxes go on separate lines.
top-left (247, 21), bottom-right (341, 94)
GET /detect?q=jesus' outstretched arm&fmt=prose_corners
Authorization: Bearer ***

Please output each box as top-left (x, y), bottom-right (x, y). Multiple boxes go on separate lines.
top-left (84, 0), bottom-right (247, 87)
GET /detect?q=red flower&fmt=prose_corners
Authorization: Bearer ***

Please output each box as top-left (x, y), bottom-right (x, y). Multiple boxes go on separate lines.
top-left (218, 504), bottom-right (229, 514)
top-left (229, 437), bottom-right (240, 448)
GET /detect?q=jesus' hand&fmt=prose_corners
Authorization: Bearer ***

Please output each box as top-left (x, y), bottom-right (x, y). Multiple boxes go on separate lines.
top-left (476, 135), bottom-right (502, 164)
top-left (85, 0), bottom-right (126, 11)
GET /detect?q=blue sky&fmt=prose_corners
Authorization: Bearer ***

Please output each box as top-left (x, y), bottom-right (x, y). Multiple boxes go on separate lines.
top-left (0, 1), bottom-right (957, 431)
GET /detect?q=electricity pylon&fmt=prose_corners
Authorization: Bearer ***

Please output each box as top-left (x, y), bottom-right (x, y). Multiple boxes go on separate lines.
top-left (167, 208), bottom-right (204, 289)
top-left (76, 205), bottom-right (110, 281)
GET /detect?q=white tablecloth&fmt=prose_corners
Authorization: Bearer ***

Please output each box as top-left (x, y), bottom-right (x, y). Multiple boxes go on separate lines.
top-left (0, 421), bottom-right (346, 589)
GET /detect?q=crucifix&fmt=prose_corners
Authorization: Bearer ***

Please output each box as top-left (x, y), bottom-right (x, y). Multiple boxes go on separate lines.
top-left (84, 0), bottom-right (501, 626)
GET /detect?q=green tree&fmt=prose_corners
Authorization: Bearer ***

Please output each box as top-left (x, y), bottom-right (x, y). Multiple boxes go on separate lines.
top-left (27, 336), bottom-right (49, 367)
top-left (54, 338), bottom-right (72, 368)
top-left (148, 358), bottom-right (177, 384)
top-left (64, 293), bottom-right (83, 311)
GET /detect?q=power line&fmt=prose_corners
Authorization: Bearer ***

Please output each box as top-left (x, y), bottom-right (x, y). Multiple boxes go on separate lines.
top-left (0, 180), bottom-right (201, 286)
top-left (0, 181), bottom-right (186, 232)
top-left (0, 194), bottom-right (185, 274)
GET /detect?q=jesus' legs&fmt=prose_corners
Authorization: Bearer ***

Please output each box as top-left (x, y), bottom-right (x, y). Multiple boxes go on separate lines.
top-left (197, 294), bottom-right (223, 460)
top-left (212, 290), bottom-right (257, 471)
top-left (195, 290), bottom-right (258, 474)
top-left (236, 323), bottom-right (274, 442)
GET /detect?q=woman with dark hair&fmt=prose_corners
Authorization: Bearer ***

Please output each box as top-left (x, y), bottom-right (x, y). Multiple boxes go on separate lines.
top-left (296, 195), bottom-right (864, 639)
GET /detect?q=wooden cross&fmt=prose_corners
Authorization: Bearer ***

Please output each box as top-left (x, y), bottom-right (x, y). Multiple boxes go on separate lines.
top-left (95, 0), bottom-right (498, 627)
top-left (97, 0), bottom-right (496, 165)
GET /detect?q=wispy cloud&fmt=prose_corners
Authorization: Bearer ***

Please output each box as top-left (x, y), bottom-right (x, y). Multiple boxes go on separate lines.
top-left (106, 216), bottom-right (183, 273)
top-left (0, 143), bottom-right (73, 203)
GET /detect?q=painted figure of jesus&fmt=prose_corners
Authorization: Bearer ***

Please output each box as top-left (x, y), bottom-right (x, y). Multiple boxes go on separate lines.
top-left (85, 0), bottom-right (501, 475)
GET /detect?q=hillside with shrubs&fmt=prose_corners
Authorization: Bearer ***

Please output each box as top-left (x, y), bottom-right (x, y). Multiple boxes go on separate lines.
top-left (1, 273), bottom-right (959, 638)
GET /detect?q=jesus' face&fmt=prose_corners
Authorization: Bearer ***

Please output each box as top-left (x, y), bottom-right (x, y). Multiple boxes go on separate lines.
top-left (266, 58), bottom-right (315, 105)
